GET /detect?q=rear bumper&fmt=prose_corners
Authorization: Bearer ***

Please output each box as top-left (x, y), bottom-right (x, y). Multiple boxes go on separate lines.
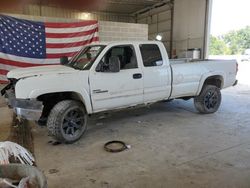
top-left (4, 90), bottom-right (43, 121)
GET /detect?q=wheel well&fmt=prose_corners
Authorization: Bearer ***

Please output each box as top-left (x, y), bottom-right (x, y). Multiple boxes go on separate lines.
top-left (37, 92), bottom-right (84, 119)
top-left (203, 76), bottom-right (223, 89)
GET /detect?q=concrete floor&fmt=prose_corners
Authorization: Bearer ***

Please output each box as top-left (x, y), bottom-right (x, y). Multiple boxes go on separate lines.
top-left (1, 62), bottom-right (250, 187)
top-left (31, 83), bottom-right (250, 188)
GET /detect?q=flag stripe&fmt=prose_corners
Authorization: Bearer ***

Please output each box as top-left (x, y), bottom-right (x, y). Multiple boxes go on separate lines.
top-left (46, 32), bottom-right (99, 44)
top-left (47, 52), bottom-right (77, 59)
top-left (45, 21), bottom-right (97, 28)
top-left (0, 63), bottom-right (24, 71)
top-left (46, 37), bottom-right (99, 48)
top-left (0, 52), bottom-right (60, 64)
top-left (45, 24), bottom-right (98, 33)
top-left (0, 80), bottom-right (8, 84)
top-left (0, 69), bottom-right (8, 75)
top-left (46, 28), bottom-right (98, 38)
top-left (0, 58), bottom-right (57, 67)
top-left (47, 46), bottom-right (82, 54)
top-left (0, 74), bottom-right (8, 83)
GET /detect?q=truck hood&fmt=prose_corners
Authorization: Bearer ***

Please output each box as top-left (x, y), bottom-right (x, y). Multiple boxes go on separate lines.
top-left (7, 65), bottom-right (77, 79)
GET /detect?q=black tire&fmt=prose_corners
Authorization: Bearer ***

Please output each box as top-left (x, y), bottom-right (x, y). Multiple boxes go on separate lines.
top-left (194, 85), bottom-right (221, 114)
top-left (47, 100), bottom-right (87, 143)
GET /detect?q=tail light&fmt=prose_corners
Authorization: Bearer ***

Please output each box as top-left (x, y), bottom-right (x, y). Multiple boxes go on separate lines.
top-left (236, 62), bottom-right (238, 73)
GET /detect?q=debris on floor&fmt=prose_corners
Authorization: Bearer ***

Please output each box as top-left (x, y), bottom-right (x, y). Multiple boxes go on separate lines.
top-left (47, 141), bottom-right (62, 146)
top-left (0, 164), bottom-right (47, 188)
top-left (8, 117), bottom-right (34, 155)
top-left (104, 140), bottom-right (131, 153)
top-left (0, 141), bottom-right (34, 165)
top-left (48, 169), bottom-right (59, 174)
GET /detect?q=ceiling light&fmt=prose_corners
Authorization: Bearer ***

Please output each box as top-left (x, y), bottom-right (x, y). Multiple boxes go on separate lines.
top-left (156, 34), bottom-right (162, 41)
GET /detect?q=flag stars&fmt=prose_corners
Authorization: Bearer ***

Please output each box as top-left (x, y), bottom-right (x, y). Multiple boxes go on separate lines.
top-left (1, 16), bottom-right (45, 58)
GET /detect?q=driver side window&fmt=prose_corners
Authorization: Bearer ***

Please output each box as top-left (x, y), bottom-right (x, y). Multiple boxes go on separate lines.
top-left (98, 45), bottom-right (138, 72)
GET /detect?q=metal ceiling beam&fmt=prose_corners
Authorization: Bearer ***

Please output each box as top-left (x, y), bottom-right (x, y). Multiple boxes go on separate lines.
top-left (105, 0), bottom-right (163, 6)
top-left (132, 0), bottom-right (172, 15)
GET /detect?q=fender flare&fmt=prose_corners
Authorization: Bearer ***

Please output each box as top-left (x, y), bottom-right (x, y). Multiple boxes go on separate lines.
top-left (196, 72), bottom-right (225, 95)
top-left (29, 88), bottom-right (93, 114)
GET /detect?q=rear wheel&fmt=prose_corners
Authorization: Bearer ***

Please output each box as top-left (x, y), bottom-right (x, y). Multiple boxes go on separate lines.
top-left (194, 85), bottom-right (221, 114)
top-left (47, 100), bottom-right (87, 143)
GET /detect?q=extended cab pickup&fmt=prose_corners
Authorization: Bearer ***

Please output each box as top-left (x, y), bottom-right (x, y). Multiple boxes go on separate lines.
top-left (1, 41), bottom-right (238, 143)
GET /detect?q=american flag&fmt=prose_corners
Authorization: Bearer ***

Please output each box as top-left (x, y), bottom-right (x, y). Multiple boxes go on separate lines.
top-left (0, 15), bottom-right (99, 84)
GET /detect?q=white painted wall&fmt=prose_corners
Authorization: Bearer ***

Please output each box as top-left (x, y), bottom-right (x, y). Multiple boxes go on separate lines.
top-left (173, 0), bottom-right (208, 59)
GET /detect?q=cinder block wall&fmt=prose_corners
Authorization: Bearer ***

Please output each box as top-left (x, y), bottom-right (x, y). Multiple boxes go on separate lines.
top-left (99, 21), bottom-right (148, 41)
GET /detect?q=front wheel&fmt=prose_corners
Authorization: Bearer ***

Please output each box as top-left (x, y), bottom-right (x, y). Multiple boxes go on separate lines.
top-left (47, 100), bottom-right (87, 143)
top-left (194, 85), bottom-right (222, 114)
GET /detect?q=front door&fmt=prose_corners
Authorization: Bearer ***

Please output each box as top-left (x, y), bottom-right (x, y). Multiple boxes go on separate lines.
top-left (89, 45), bottom-right (143, 112)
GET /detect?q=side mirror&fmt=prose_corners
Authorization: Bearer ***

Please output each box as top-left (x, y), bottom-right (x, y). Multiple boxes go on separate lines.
top-left (109, 56), bottom-right (120, 72)
top-left (60, 56), bottom-right (69, 65)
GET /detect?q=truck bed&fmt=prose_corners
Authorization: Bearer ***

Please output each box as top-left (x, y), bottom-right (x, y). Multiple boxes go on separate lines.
top-left (169, 58), bottom-right (237, 98)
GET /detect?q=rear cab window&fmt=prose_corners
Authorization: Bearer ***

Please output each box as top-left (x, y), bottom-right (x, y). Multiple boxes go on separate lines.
top-left (139, 44), bottom-right (163, 67)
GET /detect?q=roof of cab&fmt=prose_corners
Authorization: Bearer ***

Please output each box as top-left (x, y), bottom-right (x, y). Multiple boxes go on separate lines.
top-left (87, 40), bottom-right (163, 46)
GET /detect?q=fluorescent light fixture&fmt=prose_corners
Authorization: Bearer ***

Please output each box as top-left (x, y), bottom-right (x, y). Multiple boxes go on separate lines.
top-left (156, 34), bottom-right (162, 41)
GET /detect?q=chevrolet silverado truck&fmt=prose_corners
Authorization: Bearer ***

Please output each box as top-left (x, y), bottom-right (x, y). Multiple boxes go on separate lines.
top-left (1, 41), bottom-right (238, 143)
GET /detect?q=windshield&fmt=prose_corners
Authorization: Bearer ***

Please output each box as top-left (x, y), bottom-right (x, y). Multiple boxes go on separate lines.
top-left (67, 45), bottom-right (106, 70)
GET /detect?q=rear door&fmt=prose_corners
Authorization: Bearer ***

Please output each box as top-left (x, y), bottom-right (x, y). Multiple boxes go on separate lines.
top-left (139, 44), bottom-right (171, 103)
top-left (89, 45), bottom-right (144, 112)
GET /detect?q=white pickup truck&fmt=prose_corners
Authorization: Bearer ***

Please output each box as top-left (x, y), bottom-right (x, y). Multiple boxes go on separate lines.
top-left (1, 41), bottom-right (238, 143)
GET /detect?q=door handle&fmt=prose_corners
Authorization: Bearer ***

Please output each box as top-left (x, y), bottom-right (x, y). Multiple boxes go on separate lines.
top-left (133, 73), bottom-right (142, 79)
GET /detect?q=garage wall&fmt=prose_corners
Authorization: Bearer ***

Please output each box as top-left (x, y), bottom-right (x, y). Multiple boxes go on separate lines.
top-left (99, 21), bottom-right (148, 41)
top-left (1, 13), bottom-right (148, 42)
top-left (172, 0), bottom-right (209, 59)
top-left (135, 0), bottom-right (211, 59)
top-left (136, 4), bottom-right (173, 54)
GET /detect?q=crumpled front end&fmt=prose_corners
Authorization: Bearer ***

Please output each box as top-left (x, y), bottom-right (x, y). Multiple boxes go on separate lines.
top-left (1, 79), bottom-right (43, 121)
